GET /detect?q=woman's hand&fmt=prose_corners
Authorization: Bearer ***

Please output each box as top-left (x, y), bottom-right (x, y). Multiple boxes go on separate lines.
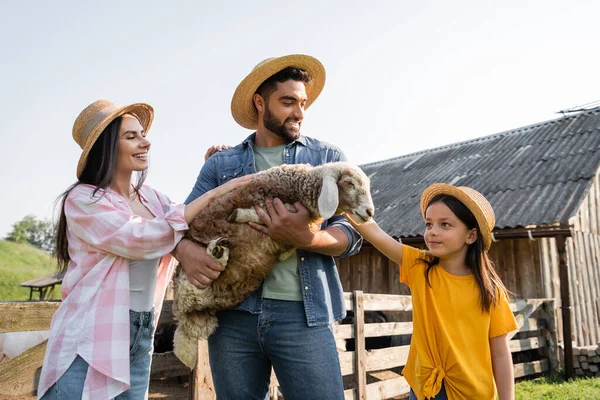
top-left (204, 145), bottom-right (232, 162)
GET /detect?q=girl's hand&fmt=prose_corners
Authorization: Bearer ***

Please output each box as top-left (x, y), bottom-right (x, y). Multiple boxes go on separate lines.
top-left (208, 175), bottom-right (250, 199)
top-left (204, 145), bottom-right (232, 161)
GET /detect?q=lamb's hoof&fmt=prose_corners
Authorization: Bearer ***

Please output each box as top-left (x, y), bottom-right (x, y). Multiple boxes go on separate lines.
top-left (207, 237), bottom-right (229, 266)
top-left (212, 238), bottom-right (229, 259)
top-left (227, 209), bottom-right (238, 222)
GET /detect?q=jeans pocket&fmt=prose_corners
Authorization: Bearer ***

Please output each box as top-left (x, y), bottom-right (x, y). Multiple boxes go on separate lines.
top-left (129, 323), bottom-right (142, 357)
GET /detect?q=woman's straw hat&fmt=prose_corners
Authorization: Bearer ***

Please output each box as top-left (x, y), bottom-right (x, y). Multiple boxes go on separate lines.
top-left (231, 54), bottom-right (326, 130)
top-left (72, 99), bottom-right (153, 177)
top-left (420, 184), bottom-right (496, 250)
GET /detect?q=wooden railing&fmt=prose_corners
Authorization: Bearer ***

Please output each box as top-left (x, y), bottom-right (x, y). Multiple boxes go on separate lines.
top-left (0, 293), bottom-right (559, 399)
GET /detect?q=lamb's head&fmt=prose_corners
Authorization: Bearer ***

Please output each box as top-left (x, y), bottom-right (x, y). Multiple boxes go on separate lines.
top-left (317, 162), bottom-right (375, 223)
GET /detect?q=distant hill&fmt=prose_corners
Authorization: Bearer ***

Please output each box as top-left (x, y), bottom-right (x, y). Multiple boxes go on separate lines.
top-left (0, 240), bottom-right (60, 300)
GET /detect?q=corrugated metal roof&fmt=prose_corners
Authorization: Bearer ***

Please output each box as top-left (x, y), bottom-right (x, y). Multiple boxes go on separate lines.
top-left (361, 108), bottom-right (600, 238)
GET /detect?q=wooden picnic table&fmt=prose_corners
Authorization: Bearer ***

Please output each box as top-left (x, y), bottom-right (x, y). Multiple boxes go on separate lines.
top-left (20, 272), bottom-right (64, 301)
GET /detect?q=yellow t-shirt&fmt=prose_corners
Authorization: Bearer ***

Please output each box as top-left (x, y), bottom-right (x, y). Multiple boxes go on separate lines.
top-left (400, 245), bottom-right (518, 400)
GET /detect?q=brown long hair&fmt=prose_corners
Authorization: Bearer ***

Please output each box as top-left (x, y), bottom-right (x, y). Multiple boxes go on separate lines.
top-left (54, 116), bottom-right (147, 274)
top-left (423, 194), bottom-right (509, 312)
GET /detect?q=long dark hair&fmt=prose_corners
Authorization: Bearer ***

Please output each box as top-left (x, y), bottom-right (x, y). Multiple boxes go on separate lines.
top-left (55, 116), bottom-right (147, 273)
top-left (423, 194), bottom-right (509, 312)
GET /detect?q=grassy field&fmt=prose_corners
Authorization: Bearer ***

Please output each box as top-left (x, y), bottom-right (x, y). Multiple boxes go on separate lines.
top-left (516, 374), bottom-right (600, 399)
top-left (0, 240), bottom-right (60, 300)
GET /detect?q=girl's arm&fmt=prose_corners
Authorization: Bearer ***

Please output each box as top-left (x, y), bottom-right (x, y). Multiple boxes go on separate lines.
top-left (345, 217), bottom-right (403, 265)
top-left (490, 334), bottom-right (515, 400)
top-left (183, 175), bottom-right (249, 223)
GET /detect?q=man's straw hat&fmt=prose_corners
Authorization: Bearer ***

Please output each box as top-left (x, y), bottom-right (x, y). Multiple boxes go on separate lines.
top-left (420, 184), bottom-right (496, 250)
top-left (72, 100), bottom-right (153, 177)
top-left (231, 54), bottom-right (326, 130)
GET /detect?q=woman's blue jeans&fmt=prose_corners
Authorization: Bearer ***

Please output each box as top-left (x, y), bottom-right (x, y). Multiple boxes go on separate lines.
top-left (40, 309), bottom-right (155, 400)
top-left (208, 298), bottom-right (345, 400)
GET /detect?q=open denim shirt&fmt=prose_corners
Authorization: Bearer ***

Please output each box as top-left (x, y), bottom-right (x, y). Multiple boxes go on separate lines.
top-left (185, 133), bottom-right (363, 326)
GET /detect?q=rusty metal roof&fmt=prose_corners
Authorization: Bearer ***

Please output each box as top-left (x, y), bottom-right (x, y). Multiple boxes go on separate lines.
top-left (361, 108), bottom-right (600, 238)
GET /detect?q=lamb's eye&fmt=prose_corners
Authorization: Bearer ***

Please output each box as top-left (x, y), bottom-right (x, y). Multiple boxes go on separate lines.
top-left (342, 181), bottom-right (356, 189)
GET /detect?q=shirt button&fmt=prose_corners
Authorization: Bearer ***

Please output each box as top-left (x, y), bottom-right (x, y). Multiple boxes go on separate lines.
top-left (222, 175), bottom-right (227, 179)
top-left (300, 257), bottom-right (305, 261)
top-left (304, 286), bottom-right (309, 291)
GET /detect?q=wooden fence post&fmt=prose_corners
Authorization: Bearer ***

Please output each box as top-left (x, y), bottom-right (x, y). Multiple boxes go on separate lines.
top-left (353, 290), bottom-right (367, 400)
top-left (189, 339), bottom-right (215, 400)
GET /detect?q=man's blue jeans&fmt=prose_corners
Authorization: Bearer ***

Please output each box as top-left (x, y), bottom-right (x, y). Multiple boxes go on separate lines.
top-left (208, 298), bottom-right (345, 400)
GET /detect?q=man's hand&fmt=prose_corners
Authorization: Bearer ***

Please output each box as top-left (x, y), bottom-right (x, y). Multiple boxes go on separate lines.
top-left (172, 238), bottom-right (225, 288)
top-left (249, 198), bottom-right (315, 248)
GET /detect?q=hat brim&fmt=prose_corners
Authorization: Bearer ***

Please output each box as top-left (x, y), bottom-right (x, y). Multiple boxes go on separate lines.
top-left (420, 184), bottom-right (496, 250)
top-left (231, 54), bottom-right (326, 130)
top-left (76, 103), bottom-right (153, 177)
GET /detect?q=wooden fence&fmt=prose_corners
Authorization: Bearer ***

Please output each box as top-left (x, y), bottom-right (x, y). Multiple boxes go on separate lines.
top-left (0, 292), bottom-right (559, 399)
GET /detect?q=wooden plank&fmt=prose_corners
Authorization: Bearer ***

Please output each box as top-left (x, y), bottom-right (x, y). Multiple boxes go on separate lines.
top-left (344, 377), bottom-right (410, 400)
top-left (0, 340), bottom-right (46, 397)
top-left (566, 236), bottom-right (584, 345)
top-left (518, 318), bottom-right (543, 334)
top-left (354, 291), bottom-right (367, 400)
top-left (513, 359), bottom-right (549, 379)
top-left (150, 351), bottom-right (189, 379)
top-left (344, 293), bottom-right (413, 312)
top-left (581, 233), bottom-right (597, 344)
top-left (0, 302), bottom-right (59, 333)
top-left (509, 337), bottom-right (546, 352)
top-left (190, 340), bottom-right (215, 400)
top-left (368, 369), bottom-right (402, 381)
top-left (339, 351), bottom-right (354, 376)
top-left (365, 345), bottom-right (410, 372)
top-left (334, 321), bottom-right (413, 340)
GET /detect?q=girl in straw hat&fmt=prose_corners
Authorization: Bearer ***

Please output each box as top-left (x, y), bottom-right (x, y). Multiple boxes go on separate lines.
top-left (37, 100), bottom-right (246, 400)
top-left (346, 184), bottom-right (517, 400)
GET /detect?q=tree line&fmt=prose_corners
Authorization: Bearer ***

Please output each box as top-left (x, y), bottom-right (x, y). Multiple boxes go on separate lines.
top-left (5, 215), bottom-right (55, 253)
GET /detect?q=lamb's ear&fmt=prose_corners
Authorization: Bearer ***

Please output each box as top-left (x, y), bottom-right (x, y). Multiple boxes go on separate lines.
top-left (318, 170), bottom-right (339, 219)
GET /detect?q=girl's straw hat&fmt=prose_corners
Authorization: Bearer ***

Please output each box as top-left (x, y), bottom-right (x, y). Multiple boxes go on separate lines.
top-left (72, 99), bottom-right (153, 177)
top-left (231, 54), bottom-right (326, 130)
top-left (420, 184), bottom-right (496, 250)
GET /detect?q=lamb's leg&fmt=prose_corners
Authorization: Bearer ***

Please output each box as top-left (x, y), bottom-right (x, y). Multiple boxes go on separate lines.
top-left (173, 310), bottom-right (218, 368)
top-left (228, 203), bottom-right (298, 224)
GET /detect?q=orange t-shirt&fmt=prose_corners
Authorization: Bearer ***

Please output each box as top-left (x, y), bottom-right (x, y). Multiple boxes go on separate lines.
top-left (400, 245), bottom-right (518, 400)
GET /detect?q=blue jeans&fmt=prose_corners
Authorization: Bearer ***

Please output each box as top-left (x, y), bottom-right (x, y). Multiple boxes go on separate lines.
top-left (409, 382), bottom-right (448, 400)
top-left (40, 309), bottom-right (155, 400)
top-left (208, 298), bottom-right (344, 400)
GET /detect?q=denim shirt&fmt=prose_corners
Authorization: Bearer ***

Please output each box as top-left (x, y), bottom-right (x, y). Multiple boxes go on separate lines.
top-left (184, 133), bottom-right (363, 326)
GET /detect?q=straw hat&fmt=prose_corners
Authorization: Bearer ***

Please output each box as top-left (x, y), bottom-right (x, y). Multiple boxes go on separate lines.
top-left (72, 99), bottom-right (153, 177)
top-left (231, 54), bottom-right (326, 130)
top-left (420, 184), bottom-right (496, 250)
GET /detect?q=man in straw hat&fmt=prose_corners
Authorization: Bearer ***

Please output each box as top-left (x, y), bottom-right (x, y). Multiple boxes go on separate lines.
top-left (184, 54), bottom-right (363, 399)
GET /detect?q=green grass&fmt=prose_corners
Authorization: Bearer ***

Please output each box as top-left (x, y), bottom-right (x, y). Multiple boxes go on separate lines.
top-left (516, 375), bottom-right (600, 399)
top-left (0, 240), bottom-right (61, 300)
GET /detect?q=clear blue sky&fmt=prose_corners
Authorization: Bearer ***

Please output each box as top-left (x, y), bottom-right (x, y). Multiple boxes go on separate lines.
top-left (1, 1), bottom-right (599, 238)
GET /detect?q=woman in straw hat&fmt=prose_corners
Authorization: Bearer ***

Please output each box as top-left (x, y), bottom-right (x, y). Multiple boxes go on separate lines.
top-left (346, 184), bottom-right (517, 400)
top-left (37, 100), bottom-right (246, 400)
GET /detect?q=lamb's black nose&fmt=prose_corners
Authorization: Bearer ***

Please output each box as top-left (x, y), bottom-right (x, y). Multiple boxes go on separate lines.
top-left (366, 208), bottom-right (374, 217)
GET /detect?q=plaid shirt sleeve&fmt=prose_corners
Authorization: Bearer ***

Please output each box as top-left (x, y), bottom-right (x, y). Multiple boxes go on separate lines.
top-left (65, 186), bottom-right (188, 260)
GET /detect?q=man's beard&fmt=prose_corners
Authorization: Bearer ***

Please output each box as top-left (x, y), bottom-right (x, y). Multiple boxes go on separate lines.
top-left (263, 104), bottom-right (301, 143)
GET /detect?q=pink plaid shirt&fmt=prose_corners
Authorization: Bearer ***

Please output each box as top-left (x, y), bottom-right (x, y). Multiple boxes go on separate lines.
top-left (37, 184), bottom-right (188, 399)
